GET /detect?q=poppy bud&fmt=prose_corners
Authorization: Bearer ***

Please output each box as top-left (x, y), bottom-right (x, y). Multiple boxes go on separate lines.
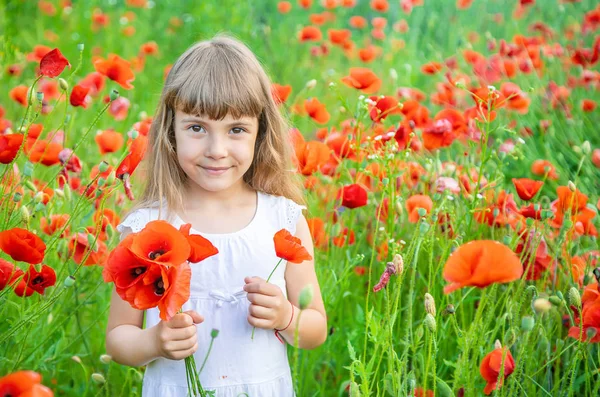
top-left (424, 313), bottom-right (436, 333)
top-left (568, 181), bottom-right (576, 192)
top-left (77, 43), bottom-right (85, 51)
top-left (392, 254), bottom-right (403, 275)
top-left (299, 284), bottom-right (314, 310)
top-left (419, 222), bottom-right (430, 235)
top-left (494, 339), bottom-right (502, 349)
top-left (13, 192), bottom-right (22, 202)
top-left (91, 373), bottom-right (105, 384)
top-left (36, 91), bottom-right (44, 104)
top-left (109, 89), bottom-right (119, 101)
top-left (98, 160), bottom-right (110, 173)
top-left (23, 161), bottom-right (34, 177)
top-left (533, 298), bottom-right (551, 314)
top-left (424, 293), bottom-right (436, 317)
top-left (71, 356), bottom-right (82, 364)
top-left (568, 287), bottom-right (581, 308)
top-left (24, 180), bottom-right (37, 192)
top-left (63, 184), bottom-right (72, 202)
top-left (97, 177), bottom-right (105, 187)
top-left (211, 328), bottom-right (220, 338)
top-left (305, 79), bottom-right (317, 90)
top-left (64, 275), bottom-right (76, 287)
top-left (59, 78), bottom-right (69, 92)
top-left (417, 207), bottom-right (427, 217)
top-left (455, 80), bottom-right (466, 89)
top-left (100, 354), bottom-right (112, 364)
top-left (548, 295), bottom-right (562, 306)
top-left (54, 188), bottom-right (64, 198)
top-left (20, 206), bottom-right (30, 222)
top-left (130, 129), bottom-right (140, 139)
top-left (582, 141), bottom-right (591, 155)
top-left (389, 68), bottom-right (398, 81)
top-left (47, 313), bottom-right (53, 324)
top-left (521, 316), bottom-right (534, 331)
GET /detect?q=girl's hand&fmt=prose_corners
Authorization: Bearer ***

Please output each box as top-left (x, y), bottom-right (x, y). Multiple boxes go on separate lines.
top-left (153, 310), bottom-right (203, 360)
top-left (243, 276), bottom-right (292, 330)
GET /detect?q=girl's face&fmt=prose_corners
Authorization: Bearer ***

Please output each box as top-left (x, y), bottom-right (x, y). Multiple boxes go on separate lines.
top-left (174, 110), bottom-right (259, 195)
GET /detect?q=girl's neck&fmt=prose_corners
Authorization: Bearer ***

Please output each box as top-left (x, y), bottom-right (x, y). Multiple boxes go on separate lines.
top-left (182, 182), bottom-right (255, 212)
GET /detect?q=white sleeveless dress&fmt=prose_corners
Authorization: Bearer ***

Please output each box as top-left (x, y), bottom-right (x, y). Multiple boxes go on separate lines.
top-left (115, 191), bottom-right (304, 397)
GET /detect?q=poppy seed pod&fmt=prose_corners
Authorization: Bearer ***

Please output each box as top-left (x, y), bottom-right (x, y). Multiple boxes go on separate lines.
top-left (533, 298), bottom-right (551, 314)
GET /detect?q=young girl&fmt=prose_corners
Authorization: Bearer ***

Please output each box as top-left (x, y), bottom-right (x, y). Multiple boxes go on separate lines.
top-left (105, 35), bottom-right (327, 397)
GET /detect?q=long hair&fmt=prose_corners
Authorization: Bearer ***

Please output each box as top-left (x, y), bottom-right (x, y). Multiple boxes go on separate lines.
top-left (133, 34), bottom-right (304, 215)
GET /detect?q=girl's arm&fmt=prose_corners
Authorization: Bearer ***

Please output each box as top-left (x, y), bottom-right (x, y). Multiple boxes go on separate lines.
top-left (105, 288), bottom-right (161, 367)
top-left (280, 214), bottom-right (328, 349)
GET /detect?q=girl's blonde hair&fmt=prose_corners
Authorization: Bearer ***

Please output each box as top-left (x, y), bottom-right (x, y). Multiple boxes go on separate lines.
top-left (134, 34), bottom-right (304, 214)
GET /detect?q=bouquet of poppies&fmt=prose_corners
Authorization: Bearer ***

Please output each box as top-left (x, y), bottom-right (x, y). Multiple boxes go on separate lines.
top-left (102, 220), bottom-right (218, 397)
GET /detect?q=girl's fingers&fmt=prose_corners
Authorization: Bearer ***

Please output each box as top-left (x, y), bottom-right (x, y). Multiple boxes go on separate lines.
top-left (249, 304), bottom-right (273, 319)
top-left (247, 315), bottom-right (272, 329)
top-left (171, 325), bottom-right (197, 341)
top-left (165, 335), bottom-right (197, 352)
top-left (246, 292), bottom-right (274, 307)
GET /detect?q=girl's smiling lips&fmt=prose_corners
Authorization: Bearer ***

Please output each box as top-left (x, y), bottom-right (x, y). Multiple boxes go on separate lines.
top-left (200, 166), bottom-right (232, 175)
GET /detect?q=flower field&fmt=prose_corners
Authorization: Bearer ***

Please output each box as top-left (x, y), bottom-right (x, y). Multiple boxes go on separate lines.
top-left (1, 0), bottom-right (600, 395)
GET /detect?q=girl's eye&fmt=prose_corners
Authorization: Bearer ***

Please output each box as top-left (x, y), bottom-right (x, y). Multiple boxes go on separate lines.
top-left (189, 125), bottom-right (205, 133)
top-left (230, 127), bottom-right (245, 135)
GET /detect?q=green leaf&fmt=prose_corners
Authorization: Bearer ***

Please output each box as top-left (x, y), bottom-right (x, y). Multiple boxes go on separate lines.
top-left (347, 340), bottom-right (356, 361)
top-left (436, 377), bottom-right (453, 397)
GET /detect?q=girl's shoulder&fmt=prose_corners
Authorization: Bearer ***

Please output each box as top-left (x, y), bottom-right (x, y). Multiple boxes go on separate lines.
top-left (259, 191), bottom-right (306, 235)
top-left (116, 201), bottom-right (175, 235)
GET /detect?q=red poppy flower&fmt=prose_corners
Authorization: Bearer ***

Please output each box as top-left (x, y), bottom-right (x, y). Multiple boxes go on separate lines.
top-left (116, 135), bottom-right (148, 200)
top-left (39, 48), bottom-right (71, 78)
top-left (123, 261), bottom-right (191, 321)
top-left (15, 264), bottom-right (57, 296)
top-left (443, 240), bottom-right (523, 294)
top-left (337, 184), bottom-right (368, 209)
top-left (271, 83), bottom-right (292, 105)
top-left (341, 67), bottom-right (381, 94)
top-left (480, 347), bottom-right (515, 394)
top-left (304, 98), bottom-right (330, 124)
top-left (40, 214), bottom-right (70, 237)
top-left (405, 194), bottom-right (433, 223)
top-left (0, 134), bottom-right (24, 164)
top-left (296, 141), bottom-right (332, 176)
top-left (0, 228), bottom-right (46, 264)
top-left (531, 159), bottom-right (559, 180)
top-left (273, 229), bottom-right (312, 264)
top-left (0, 370), bottom-right (53, 397)
top-left (0, 258), bottom-right (18, 291)
top-left (307, 217), bottom-right (328, 248)
top-left (70, 84), bottom-right (91, 108)
top-left (103, 234), bottom-right (146, 289)
top-left (369, 96), bottom-right (402, 122)
top-left (128, 220), bottom-right (190, 267)
top-left (9, 85), bottom-right (29, 107)
top-left (68, 233), bottom-right (108, 266)
top-left (569, 299), bottom-right (600, 343)
top-left (94, 53), bottom-right (135, 89)
top-left (95, 129), bottom-right (124, 154)
top-left (512, 178), bottom-right (543, 201)
top-left (179, 224), bottom-right (219, 263)
top-left (300, 25), bottom-right (324, 42)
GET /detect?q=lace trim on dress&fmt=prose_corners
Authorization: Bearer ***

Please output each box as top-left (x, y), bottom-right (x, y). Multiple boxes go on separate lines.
top-left (285, 200), bottom-right (306, 234)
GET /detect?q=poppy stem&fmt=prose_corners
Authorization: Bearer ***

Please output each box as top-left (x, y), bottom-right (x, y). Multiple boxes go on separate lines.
top-left (266, 258), bottom-right (284, 283)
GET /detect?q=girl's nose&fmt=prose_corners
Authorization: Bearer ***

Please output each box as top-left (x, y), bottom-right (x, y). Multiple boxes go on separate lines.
top-left (205, 135), bottom-right (227, 159)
